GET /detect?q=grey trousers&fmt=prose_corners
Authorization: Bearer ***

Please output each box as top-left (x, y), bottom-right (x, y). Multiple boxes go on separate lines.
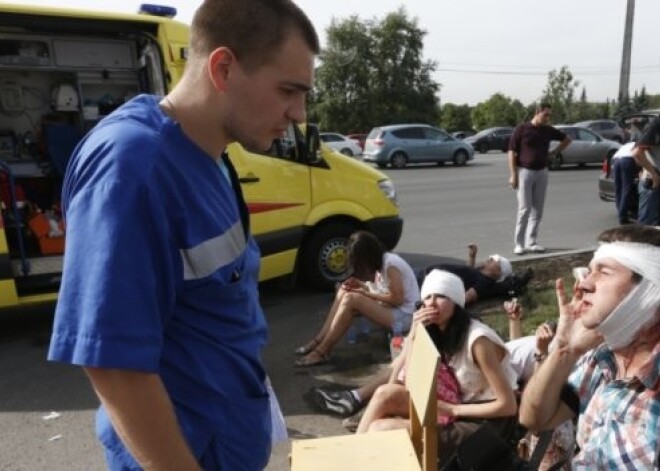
top-left (514, 167), bottom-right (548, 247)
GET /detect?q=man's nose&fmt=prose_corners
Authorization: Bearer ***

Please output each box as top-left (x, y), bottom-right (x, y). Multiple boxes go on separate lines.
top-left (287, 96), bottom-right (307, 124)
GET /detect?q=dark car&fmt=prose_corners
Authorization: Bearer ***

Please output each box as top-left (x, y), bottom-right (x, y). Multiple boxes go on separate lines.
top-left (464, 127), bottom-right (513, 154)
top-left (574, 119), bottom-right (628, 143)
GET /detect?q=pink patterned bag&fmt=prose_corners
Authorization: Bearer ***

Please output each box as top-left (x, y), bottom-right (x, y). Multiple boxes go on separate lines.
top-left (436, 358), bottom-right (461, 425)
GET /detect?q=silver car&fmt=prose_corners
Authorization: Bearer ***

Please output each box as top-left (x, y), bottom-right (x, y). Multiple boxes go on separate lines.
top-left (363, 124), bottom-right (474, 169)
top-left (549, 125), bottom-right (621, 170)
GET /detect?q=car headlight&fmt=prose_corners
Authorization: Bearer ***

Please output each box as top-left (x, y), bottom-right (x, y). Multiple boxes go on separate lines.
top-left (378, 179), bottom-right (398, 206)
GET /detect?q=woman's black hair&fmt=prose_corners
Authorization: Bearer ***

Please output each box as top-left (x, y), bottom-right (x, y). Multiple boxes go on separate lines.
top-left (425, 305), bottom-right (475, 360)
top-left (347, 231), bottom-right (385, 280)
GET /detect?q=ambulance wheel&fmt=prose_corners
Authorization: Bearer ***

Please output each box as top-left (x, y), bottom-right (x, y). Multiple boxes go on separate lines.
top-left (300, 223), bottom-right (355, 290)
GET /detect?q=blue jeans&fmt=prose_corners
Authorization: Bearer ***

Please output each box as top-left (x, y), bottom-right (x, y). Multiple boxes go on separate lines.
top-left (612, 157), bottom-right (638, 223)
top-left (638, 180), bottom-right (660, 226)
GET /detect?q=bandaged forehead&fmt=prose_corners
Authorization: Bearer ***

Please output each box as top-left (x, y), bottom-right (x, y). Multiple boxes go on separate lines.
top-left (421, 269), bottom-right (466, 308)
top-left (592, 242), bottom-right (660, 287)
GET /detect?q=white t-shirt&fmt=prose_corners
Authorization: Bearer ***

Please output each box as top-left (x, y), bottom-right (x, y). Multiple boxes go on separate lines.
top-left (448, 319), bottom-right (518, 403)
top-left (611, 142), bottom-right (636, 160)
top-left (505, 335), bottom-right (536, 384)
top-left (375, 252), bottom-right (420, 314)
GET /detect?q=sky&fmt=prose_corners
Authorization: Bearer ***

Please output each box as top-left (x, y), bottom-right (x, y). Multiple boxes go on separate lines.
top-left (13, 0), bottom-right (660, 106)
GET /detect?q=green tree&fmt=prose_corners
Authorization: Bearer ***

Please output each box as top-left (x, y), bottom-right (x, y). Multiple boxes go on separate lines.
top-left (471, 93), bottom-right (525, 130)
top-left (540, 66), bottom-right (578, 123)
top-left (572, 87), bottom-right (592, 122)
top-left (311, 9), bottom-right (440, 133)
top-left (633, 86), bottom-right (649, 111)
top-left (439, 103), bottom-right (472, 132)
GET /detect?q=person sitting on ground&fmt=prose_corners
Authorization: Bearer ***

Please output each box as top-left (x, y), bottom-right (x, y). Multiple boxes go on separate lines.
top-left (520, 224), bottom-right (660, 469)
top-left (355, 269), bottom-right (518, 467)
top-left (504, 300), bottom-right (574, 471)
top-left (422, 243), bottom-right (529, 306)
top-left (312, 294), bottom-right (542, 425)
top-left (294, 230), bottom-right (420, 367)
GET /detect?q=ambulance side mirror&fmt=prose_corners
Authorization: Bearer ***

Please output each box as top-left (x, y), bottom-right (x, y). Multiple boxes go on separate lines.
top-left (304, 123), bottom-right (322, 164)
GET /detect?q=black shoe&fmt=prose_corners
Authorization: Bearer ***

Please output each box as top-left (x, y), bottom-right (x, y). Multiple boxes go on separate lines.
top-left (313, 388), bottom-right (361, 417)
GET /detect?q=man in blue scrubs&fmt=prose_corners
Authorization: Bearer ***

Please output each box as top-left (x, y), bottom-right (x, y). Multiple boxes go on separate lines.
top-left (47, 1), bottom-right (319, 469)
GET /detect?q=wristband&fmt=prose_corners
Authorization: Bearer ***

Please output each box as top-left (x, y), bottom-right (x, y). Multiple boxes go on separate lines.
top-left (533, 352), bottom-right (547, 362)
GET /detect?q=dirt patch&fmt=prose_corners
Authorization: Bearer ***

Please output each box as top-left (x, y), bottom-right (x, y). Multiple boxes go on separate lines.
top-left (511, 250), bottom-right (594, 290)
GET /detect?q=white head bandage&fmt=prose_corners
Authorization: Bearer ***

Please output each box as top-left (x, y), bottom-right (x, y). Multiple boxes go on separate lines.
top-left (489, 254), bottom-right (513, 282)
top-left (421, 269), bottom-right (466, 308)
top-left (591, 242), bottom-right (660, 349)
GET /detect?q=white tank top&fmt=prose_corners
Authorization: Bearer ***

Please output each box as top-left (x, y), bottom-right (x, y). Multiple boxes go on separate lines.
top-left (374, 252), bottom-right (420, 314)
top-left (448, 319), bottom-right (518, 402)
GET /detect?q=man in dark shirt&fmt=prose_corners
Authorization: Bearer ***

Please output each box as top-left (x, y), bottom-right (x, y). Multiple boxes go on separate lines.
top-left (508, 103), bottom-right (571, 254)
top-left (422, 244), bottom-right (513, 305)
top-left (631, 117), bottom-right (660, 226)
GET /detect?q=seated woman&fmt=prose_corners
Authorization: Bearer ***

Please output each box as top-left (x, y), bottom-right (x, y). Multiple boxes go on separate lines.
top-left (295, 230), bottom-right (420, 367)
top-left (356, 269), bottom-right (518, 467)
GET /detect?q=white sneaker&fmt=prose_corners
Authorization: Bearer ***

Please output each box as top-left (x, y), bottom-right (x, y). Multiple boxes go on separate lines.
top-left (513, 245), bottom-right (525, 255)
top-left (528, 244), bottom-right (546, 253)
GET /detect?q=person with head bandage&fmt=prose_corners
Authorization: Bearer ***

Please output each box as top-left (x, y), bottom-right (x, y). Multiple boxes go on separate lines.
top-left (520, 224), bottom-right (660, 470)
top-left (356, 269), bottom-right (519, 468)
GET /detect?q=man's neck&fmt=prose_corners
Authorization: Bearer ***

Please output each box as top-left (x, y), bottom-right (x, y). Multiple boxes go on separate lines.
top-left (613, 322), bottom-right (660, 379)
top-left (163, 82), bottom-right (229, 159)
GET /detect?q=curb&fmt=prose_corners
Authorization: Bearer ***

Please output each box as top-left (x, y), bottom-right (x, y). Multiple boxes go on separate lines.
top-left (509, 247), bottom-right (595, 264)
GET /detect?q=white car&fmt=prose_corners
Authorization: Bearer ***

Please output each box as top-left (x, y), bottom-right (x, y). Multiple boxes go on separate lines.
top-left (319, 132), bottom-right (363, 157)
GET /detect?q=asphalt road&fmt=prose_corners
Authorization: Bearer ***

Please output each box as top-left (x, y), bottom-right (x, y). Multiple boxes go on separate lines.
top-left (0, 153), bottom-right (618, 470)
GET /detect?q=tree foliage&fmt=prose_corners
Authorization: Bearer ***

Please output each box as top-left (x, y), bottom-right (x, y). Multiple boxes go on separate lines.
top-left (439, 103), bottom-right (472, 132)
top-left (471, 93), bottom-right (525, 130)
top-left (309, 9), bottom-right (440, 133)
top-left (541, 66), bottom-right (578, 123)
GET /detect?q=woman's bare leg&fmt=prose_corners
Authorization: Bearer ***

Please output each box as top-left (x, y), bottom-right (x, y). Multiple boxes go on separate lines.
top-left (356, 383), bottom-right (409, 434)
top-left (296, 288), bottom-right (348, 352)
top-left (302, 291), bottom-right (395, 362)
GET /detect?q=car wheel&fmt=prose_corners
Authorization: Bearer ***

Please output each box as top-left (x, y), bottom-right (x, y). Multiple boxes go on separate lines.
top-left (340, 148), bottom-right (354, 156)
top-left (390, 151), bottom-right (408, 169)
top-left (479, 143), bottom-right (489, 154)
top-left (299, 222), bottom-right (356, 291)
top-left (548, 153), bottom-right (563, 170)
top-left (453, 150), bottom-right (468, 166)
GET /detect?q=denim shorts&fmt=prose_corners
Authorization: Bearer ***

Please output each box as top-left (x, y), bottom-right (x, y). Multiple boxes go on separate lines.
top-left (392, 308), bottom-right (413, 335)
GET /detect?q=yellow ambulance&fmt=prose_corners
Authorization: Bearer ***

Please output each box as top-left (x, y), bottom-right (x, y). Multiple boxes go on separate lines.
top-left (0, 3), bottom-right (402, 308)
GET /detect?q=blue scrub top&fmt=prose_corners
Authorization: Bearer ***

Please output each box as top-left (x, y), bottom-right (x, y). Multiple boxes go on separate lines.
top-left (48, 95), bottom-right (271, 470)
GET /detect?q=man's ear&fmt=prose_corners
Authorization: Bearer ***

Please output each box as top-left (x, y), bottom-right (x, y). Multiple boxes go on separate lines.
top-left (208, 47), bottom-right (235, 93)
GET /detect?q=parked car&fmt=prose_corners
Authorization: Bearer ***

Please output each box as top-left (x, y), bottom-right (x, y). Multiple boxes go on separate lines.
top-left (464, 127), bottom-right (513, 153)
top-left (346, 133), bottom-right (368, 151)
top-left (362, 124), bottom-right (474, 169)
top-left (574, 119), bottom-right (627, 143)
top-left (319, 132), bottom-right (363, 156)
top-left (549, 125), bottom-right (621, 170)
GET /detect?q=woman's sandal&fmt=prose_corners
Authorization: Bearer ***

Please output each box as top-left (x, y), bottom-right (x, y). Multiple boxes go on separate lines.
top-left (294, 338), bottom-right (320, 356)
top-left (294, 349), bottom-right (330, 367)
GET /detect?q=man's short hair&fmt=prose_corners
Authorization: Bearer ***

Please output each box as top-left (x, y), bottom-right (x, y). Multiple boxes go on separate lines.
top-left (536, 102), bottom-right (552, 114)
top-left (190, 0), bottom-right (320, 71)
top-left (598, 224), bottom-right (660, 247)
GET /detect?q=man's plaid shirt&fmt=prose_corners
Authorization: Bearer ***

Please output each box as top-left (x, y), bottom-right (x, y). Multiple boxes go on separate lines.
top-left (568, 341), bottom-right (659, 470)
